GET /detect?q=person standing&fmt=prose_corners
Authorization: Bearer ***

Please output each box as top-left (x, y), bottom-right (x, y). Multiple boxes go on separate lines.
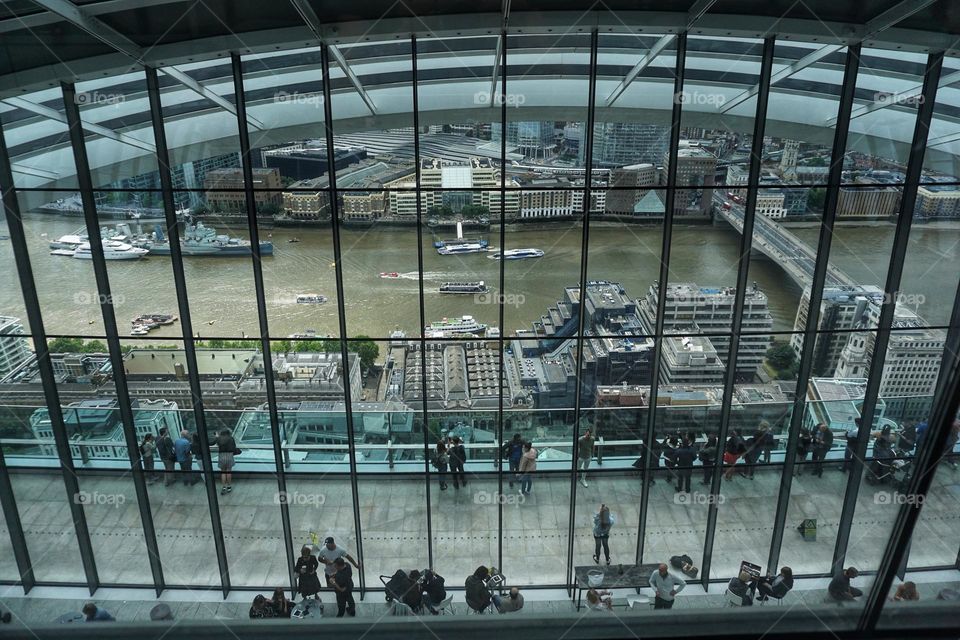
top-left (318, 536), bottom-right (361, 580)
top-left (434, 440), bottom-right (449, 491)
top-left (519, 441), bottom-right (538, 496)
top-left (139, 433), bottom-right (158, 483)
top-left (662, 436), bottom-right (678, 484)
top-left (502, 433), bottom-right (524, 488)
top-left (795, 427), bottom-right (813, 476)
top-left (842, 419), bottom-right (861, 473)
top-left (650, 563), bottom-right (686, 609)
top-left (674, 437), bottom-right (696, 493)
top-left (592, 504), bottom-right (615, 565)
top-left (577, 429), bottom-right (596, 488)
top-left (812, 423), bottom-right (834, 477)
top-left (174, 429), bottom-right (195, 486)
top-left (156, 427), bottom-right (176, 486)
top-left (213, 428), bottom-right (238, 495)
top-left (757, 422), bottom-right (775, 464)
top-left (944, 421), bottom-right (960, 469)
top-left (723, 430), bottom-right (744, 480)
top-left (328, 558), bottom-right (356, 617)
top-left (699, 436), bottom-right (717, 486)
top-left (448, 437), bottom-right (467, 490)
top-left (294, 545), bottom-right (323, 609)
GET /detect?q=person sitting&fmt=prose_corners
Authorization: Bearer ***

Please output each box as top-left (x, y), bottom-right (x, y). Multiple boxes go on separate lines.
top-left (271, 587), bottom-right (293, 618)
top-left (756, 567), bottom-right (793, 602)
top-left (249, 594), bottom-right (276, 619)
top-left (586, 588), bottom-right (614, 611)
top-left (892, 581), bottom-right (919, 602)
top-left (465, 566), bottom-right (493, 613)
top-left (828, 567), bottom-right (863, 602)
top-left (406, 570), bottom-right (425, 612)
top-left (82, 602), bottom-right (114, 622)
top-left (727, 571), bottom-right (755, 606)
top-left (494, 587), bottom-right (525, 613)
top-left (421, 569), bottom-right (447, 614)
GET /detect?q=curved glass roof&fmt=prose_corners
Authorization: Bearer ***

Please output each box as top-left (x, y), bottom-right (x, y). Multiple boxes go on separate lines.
top-left (3, 26), bottom-right (960, 190)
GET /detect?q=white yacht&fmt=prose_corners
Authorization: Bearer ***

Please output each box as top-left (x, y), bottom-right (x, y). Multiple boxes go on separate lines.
top-left (424, 315), bottom-right (488, 337)
top-left (72, 240), bottom-right (148, 260)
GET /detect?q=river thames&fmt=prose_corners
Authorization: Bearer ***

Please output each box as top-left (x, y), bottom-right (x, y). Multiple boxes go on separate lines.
top-left (2, 215), bottom-right (958, 341)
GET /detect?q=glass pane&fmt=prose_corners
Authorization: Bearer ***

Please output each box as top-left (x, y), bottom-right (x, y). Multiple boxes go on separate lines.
top-left (76, 474), bottom-right (150, 584)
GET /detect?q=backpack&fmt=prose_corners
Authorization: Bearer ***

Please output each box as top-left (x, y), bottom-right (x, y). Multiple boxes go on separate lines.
top-left (384, 569), bottom-right (417, 606)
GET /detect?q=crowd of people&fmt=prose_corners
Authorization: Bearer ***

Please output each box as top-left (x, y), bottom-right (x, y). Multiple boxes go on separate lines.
top-left (139, 426), bottom-right (241, 493)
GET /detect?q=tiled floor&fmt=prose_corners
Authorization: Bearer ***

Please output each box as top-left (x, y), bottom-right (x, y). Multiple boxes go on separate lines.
top-left (0, 462), bottom-right (957, 590)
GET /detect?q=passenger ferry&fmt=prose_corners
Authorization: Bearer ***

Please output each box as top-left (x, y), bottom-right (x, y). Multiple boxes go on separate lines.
top-left (439, 281), bottom-right (488, 294)
top-left (488, 248), bottom-right (544, 260)
top-left (424, 315), bottom-right (488, 336)
top-left (434, 237), bottom-right (489, 249)
top-left (296, 294), bottom-right (328, 304)
top-left (437, 242), bottom-right (488, 255)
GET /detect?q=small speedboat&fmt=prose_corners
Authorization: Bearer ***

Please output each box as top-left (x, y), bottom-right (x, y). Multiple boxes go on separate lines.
top-left (379, 272), bottom-right (400, 279)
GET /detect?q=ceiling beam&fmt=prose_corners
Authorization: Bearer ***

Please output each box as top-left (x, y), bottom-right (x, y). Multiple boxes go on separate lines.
top-left (604, 0), bottom-right (718, 107)
top-left (28, 0), bottom-right (265, 130)
top-left (487, 0), bottom-right (511, 106)
top-left (719, 0), bottom-right (938, 114)
top-left (10, 163), bottom-right (60, 180)
top-left (826, 69), bottom-right (960, 127)
top-left (289, 0), bottom-right (377, 115)
top-left (3, 96), bottom-right (156, 153)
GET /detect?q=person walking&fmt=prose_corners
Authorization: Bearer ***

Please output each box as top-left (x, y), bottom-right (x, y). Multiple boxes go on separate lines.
top-left (174, 429), bottom-right (195, 486)
top-left (577, 429), bottom-right (596, 488)
top-left (318, 536), bottom-right (361, 580)
top-left (519, 441), bottom-right (538, 496)
top-left (592, 504), bottom-right (615, 565)
top-left (434, 440), bottom-right (449, 491)
top-left (674, 437), bottom-right (696, 493)
top-left (502, 433), bottom-right (524, 488)
top-left (213, 428), bottom-right (238, 495)
top-left (328, 557), bottom-right (356, 617)
top-left (294, 545), bottom-right (323, 610)
top-left (448, 437), bottom-right (467, 489)
top-left (650, 563), bottom-right (686, 609)
top-left (699, 436), bottom-right (717, 486)
top-left (139, 433), bottom-right (158, 483)
top-left (156, 427), bottom-right (176, 486)
top-left (812, 423), bottom-right (834, 477)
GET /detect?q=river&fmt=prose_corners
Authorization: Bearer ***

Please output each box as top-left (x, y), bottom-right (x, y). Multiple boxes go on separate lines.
top-left (1, 215), bottom-right (957, 342)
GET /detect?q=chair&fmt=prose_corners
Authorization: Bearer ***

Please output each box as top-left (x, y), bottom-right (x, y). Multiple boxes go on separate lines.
top-left (389, 601), bottom-right (416, 616)
top-left (625, 594), bottom-right (650, 609)
top-left (435, 595), bottom-right (455, 615)
top-left (758, 593), bottom-right (786, 606)
top-left (725, 588), bottom-right (744, 607)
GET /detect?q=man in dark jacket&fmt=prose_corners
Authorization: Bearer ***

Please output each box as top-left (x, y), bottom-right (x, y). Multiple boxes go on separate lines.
top-left (828, 567), bottom-right (862, 601)
top-left (674, 437), bottom-right (697, 493)
top-left (449, 437), bottom-right (467, 489)
top-left (328, 558), bottom-right (356, 617)
top-left (421, 569), bottom-right (447, 614)
top-left (501, 434), bottom-right (524, 488)
top-left (812, 424), bottom-right (834, 477)
top-left (842, 419), bottom-right (860, 473)
top-left (156, 427), bottom-right (176, 486)
top-left (465, 566), bottom-right (492, 613)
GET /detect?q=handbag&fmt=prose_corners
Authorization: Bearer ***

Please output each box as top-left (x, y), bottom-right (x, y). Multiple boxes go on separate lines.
top-left (234, 448), bottom-right (243, 455)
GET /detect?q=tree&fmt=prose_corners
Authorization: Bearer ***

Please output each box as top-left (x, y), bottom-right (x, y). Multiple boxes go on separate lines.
top-left (460, 204), bottom-right (489, 219)
top-left (347, 335), bottom-right (380, 370)
top-left (82, 340), bottom-right (107, 353)
top-left (47, 337), bottom-right (85, 353)
top-left (271, 340), bottom-right (292, 354)
top-left (766, 342), bottom-right (797, 377)
top-left (427, 205), bottom-right (453, 218)
top-left (807, 188), bottom-right (826, 212)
